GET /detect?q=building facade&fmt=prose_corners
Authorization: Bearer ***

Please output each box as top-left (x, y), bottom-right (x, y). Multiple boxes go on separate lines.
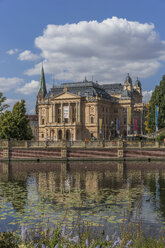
top-left (27, 115), bottom-right (38, 140)
top-left (36, 67), bottom-right (147, 141)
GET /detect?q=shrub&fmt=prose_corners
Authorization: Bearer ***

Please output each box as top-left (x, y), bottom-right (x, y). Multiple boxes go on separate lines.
top-left (0, 232), bottom-right (19, 248)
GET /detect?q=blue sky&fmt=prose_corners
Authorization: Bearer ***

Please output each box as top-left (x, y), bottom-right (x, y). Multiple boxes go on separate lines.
top-left (0, 0), bottom-right (165, 113)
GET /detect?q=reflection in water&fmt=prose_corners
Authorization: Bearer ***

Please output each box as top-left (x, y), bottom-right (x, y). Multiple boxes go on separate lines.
top-left (0, 161), bottom-right (165, 234)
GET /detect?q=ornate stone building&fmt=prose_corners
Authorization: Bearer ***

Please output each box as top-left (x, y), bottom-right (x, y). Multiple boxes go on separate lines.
top-left (36, 66), bottom-right (147, 141)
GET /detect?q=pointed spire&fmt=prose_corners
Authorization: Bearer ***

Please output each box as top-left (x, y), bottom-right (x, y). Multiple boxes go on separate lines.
top-left (39, 64), bottom-right (47, 98)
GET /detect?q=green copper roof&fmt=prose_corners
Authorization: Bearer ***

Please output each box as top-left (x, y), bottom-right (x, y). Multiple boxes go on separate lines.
top-left (39, 65), bottom-right (47, 97)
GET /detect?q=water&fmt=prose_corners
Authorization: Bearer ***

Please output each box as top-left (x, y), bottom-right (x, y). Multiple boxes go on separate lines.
top-left (0, 160), bottom-right (165, 235)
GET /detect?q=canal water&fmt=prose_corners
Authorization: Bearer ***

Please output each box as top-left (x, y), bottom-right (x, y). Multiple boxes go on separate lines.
top-left (0, 161), bottom-right (165, 235)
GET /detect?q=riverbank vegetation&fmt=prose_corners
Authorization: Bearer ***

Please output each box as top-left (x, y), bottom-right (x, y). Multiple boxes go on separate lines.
top-left (0, 221), bottom-right (165, 248)
top-left (145, 75), bottom-right (165, 133)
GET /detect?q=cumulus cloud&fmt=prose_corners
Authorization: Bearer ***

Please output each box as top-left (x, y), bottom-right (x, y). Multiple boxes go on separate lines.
top-left (0, 77), bottom-right (24, 92)
top-left (7, 48), bottom-right (19, 55)
top-left (24, 17), bottom-right (165, 84)
top-left (18, 50), bottom-right (40, 61)
top-left (16, 80), bottom-right (52, 95)
top-left (16, 80), bottom-right (39, 95)
top-left (143, 90), bottom-right (153, 103)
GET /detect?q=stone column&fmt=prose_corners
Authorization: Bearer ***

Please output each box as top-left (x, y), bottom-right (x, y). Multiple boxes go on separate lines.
top-left (78, 102), bottom-right (81, 122)
top-left (52, 104), bottom-right (56, 123)
top-left (76, 102), bottom-right (78, 122)
top-left (51, 104), bottom-right (53, 123)
top-left (61, 103), bottom-right (63, 123)
top-left (54, 104), bottom-right (56, 122)
top-left (68, 102), bottom-right (70, 123)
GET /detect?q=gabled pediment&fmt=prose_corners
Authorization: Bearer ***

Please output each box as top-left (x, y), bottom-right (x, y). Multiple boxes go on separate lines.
top-left (53, 91), bottom-right (81, 100)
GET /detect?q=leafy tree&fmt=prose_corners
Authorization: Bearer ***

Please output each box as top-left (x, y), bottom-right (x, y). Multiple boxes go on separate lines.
top-left (12, 100), bottom-right (33, 140)
top-left (145, 75), bottom-right (165, 133)
top-left (0, 111), bottom-right (15, 139)
top-left (0, 92), bottom-right (9, 114)
top-left (0, 100), bottom-right (33, 140)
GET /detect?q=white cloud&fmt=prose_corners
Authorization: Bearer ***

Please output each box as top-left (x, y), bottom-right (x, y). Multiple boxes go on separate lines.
top-left (0, 77), bottom-right (24, 92)
top-left (143, 90), bottom-right (153, 103)
top-left (25, 17), bottom-right (165, 85)
top-left (18, 50), bottom-right (40, 61)
top-left (16, 80), bottom-right (39, 95)
top-left (7, 48), bottom-right (18, 55)
top-left (16, 80), bottom-right (51, 95)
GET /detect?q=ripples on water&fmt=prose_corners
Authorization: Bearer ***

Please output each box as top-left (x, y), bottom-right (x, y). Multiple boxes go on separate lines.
top-left (0, 161), bottom-right (164, 235)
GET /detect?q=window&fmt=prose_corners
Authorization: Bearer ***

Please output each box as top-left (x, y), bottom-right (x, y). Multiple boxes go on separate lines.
top-left (41, 133), bottom-right (44, 138)
top-left (91, 117), bottom-right (94, 124)
top-left (124, 118), bottom-right (127, 125)
top-left (41, 119), bottom-right (45, 125)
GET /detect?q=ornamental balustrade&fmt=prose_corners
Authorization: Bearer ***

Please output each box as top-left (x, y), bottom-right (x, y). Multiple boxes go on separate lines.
top-left (0, 140), bottom-right (164, 148)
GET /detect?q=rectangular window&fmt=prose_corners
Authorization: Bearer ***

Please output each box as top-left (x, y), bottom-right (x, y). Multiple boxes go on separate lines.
top-left (41, 133), bottom-right (44, 138)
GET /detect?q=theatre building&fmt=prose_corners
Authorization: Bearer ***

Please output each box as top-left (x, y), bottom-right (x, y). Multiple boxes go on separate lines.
top-left (36, 66), bottom-right (147, 141)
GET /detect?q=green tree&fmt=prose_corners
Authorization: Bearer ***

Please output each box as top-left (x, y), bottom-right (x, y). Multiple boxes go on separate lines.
top-left (0, 92), bottom-right (9, 113)
top-left (0, 100), bottom-right (33, 140)
top-left (145, 75), bottom-right (165, 133)
top-left (0, 111), bottom-right (15, 139)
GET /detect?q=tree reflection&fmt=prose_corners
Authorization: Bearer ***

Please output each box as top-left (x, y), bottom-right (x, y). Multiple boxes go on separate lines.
top-left (0, 162), bottom-right (28, 213)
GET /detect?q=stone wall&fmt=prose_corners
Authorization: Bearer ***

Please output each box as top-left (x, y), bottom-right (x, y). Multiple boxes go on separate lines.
top-left (0, 140), bottom-right (164, 161)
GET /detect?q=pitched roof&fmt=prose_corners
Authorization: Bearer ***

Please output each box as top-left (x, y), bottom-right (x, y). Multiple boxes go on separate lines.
top-left (47, 81), bottom-right (112, 99)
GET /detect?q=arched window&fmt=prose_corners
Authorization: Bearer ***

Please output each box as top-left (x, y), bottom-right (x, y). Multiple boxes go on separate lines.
top-left (91, 117), bottom-right (94, 124)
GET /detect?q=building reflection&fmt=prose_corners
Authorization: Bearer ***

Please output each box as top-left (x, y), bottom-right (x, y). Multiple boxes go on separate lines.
top-left (0, 161), bottom-right (165, 221)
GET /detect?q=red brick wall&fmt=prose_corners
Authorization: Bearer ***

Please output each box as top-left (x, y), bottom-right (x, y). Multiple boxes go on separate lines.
top-left (10, 148), bottom-right (61, 159)
top-left (0, 147), bottom-right (164, 160)
top-left (68, 148), bottom-right (118, 158)
top-left (124, 149), bottom-right (165, 158)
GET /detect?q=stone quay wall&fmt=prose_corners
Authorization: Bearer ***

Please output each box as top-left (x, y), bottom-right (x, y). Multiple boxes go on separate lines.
top-left (0, 140), bottom-right (164, 161)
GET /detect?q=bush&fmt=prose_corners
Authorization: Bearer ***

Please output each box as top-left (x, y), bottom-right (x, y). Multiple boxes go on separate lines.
top-left (156, 132), bottom-right (165, 141)
top-left (0, 232), bottom-right (19, 248)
